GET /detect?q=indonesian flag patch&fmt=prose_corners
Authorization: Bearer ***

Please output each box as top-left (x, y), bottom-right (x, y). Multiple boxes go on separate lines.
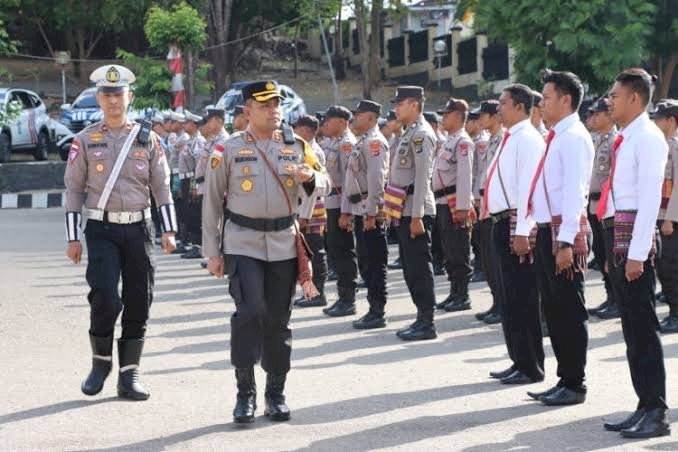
top-left (68, 139), bottom-right (80, 164)
top-left (370, 141), bottom-right (380, 156)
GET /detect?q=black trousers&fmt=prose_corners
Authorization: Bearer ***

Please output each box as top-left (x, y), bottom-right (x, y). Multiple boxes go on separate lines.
top-left (361, 220), bottom-right (388, 312)
top-left (326, 208), bottom-right (358, 291)
top-left (431, 217), bottom-right (444, 269)
top-left (227, 254), bottom-right (297, 373)
top-left (396, 216), bottom-right (436, 314)
top-left (150, 194), bottom-right (162, 237)
top-left (471, 207), bottom-right (482, 273)
top-left (588, 212), bottom-right (615, 303)
top-left (84, 219), bottom-right (155, 339)
top-left (354, 215), bottom-right (369, 282)
top-left (657, 221), bottom-right (678, 310)
top-left (303, 231), bottom-right (328, 295)
top-left (479, 219), bottom-right (500, 313)
top-left (535, 227), bottom-right (588, 390)
top-left (493, 218), bottom-right (544, 380)
top-left (177, 178), bottom-right (191, 243)
top-left (187, 194), bottom-right (203, 245)
top-left (604, 226), bottom-right (667, 410)
top-left (436, 205), bottom-right (472, 288)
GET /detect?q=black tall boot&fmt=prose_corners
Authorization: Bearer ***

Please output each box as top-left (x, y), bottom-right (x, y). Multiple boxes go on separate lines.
top-left (323, 286), bottom-right (357, 317)
top-left (396, 310), bottom-right (437, 341)
top-left (445, 278), bottom-right (471, 312)
top-left (117, 339), bottom-right (150, 401)
top-left (264, 373), bottom-right (291, 421)
top-left (436, 281), bottom-right (457, 310)
top-left (233, 367), bottom-right (257, 423)
top-left (81, 334), bottom-right (113, 396)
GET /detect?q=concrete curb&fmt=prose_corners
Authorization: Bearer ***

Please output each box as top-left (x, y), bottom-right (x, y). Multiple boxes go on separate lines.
top-left (0, 191), bottom-right (64, 209)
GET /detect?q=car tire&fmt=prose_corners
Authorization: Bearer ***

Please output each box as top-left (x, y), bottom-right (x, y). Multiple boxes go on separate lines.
top-left (0, 133), bottom-right (10, 163)
top-left (33, 130), bottom-right (50, 161)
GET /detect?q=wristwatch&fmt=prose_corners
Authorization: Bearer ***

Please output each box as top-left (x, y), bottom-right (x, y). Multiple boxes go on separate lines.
top-left (558, 241), bottom-right (572, 249)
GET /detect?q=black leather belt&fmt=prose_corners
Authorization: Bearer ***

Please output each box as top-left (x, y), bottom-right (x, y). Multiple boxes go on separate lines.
top-left (195, 176), bottom-right (205, 184)
top-left (589, 192), bottom-right (601, 201)
top-left (226, 210), bottom-right (294, 232)
top-left (349, 192), bottom-right (367, 204)
top-left (491, 209), bottom-right (512, 224)
top-left (434, 185), bottom-right (456, 199)
top-left (601, 217), bottom-right (615, 230)
top-left (329, 187), bottom-right (342, 196)
top-left (537, 222), bottom-right (551, 229)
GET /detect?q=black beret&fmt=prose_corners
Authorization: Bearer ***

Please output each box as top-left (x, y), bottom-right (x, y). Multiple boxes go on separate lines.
top-left (650, 99), bottom-right (678, 119)
top-left (294, 114), bottom-right (320, 130)
top-left (437, 99), bottom-right (468, 115)
top-left (325, 105), bottom-right (352, 121)
top-left (352, 100), bottom-right (382, 116)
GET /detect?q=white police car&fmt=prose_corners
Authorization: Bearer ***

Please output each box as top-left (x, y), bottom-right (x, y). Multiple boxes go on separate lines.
top-left (0, 87), bottom-right (53, 162)
top-left (216, 82), bottom-right (307, 130)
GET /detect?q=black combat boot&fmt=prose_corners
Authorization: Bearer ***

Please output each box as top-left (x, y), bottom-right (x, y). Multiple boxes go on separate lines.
top-left (81, 333), bottom-right (113, 396)
top-left (660, 302), bottom-right (678, 334)
top-left (445, 279), bottom-right (471, 312)
top-left (116, 339), bottom-right (150, 401)
top-left (323, 287), bottom-right (356, 317)
top-left (233, 367), bottom-right (257, 423)
top-left (294, 293), bottom-right (328, 308)
top-left (436, 282), bottom-right (457, 310)
top-left (396, 311), bottom-right (437, 341)
top-left (353, 309), bottom-right (387, 329)
top-left (264, 373), bottom-right (291, 421)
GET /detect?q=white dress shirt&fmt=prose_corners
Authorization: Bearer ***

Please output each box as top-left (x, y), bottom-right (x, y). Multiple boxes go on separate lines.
top-left (531, 113), bottom-right (594, 244)
top-left (486, 118), bottom-right (545, 236)
top-left (602, 112), bottom-right (668, 261)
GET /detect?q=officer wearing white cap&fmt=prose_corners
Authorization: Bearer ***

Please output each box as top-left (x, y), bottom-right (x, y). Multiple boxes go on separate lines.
top-left (64, 64), bottom-right (177, 401)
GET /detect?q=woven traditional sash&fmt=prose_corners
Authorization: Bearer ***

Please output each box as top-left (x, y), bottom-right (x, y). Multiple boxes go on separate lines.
top-left (384, 183), bottom-right (408, 226)
top-left (550, 214), bottom-right (590, 277)
top-left (613, 210), bottom-right (657, 265)
top-left (661, 179), bottom-right (673, 210)
top-left (508, 209), bottom-right (538, 263)
top-left (305, 199), bottom-right (327, 234)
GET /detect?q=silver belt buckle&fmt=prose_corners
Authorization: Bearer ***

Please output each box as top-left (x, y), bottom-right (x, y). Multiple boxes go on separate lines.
top-left (119, 212), bottom-right (131, 224)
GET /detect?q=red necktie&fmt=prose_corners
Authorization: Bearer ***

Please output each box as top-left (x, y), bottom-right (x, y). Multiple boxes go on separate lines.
top-left (481, 130), bottom-right (511, 219)
top-left (596, 134), bottom-right (624, 220)
top-left (526, 129), bottom-right (555, 217)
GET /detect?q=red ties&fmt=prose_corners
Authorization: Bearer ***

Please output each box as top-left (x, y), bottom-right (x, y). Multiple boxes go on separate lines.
top-left (596, 134), bottom-right (624, 220)
top-left (481, 130), bottom-right (511, 219)
top-left (526, 129), bottom-right (555, 217)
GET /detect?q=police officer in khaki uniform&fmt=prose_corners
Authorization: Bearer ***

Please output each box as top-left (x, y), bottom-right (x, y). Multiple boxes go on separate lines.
top-left (178, 111), bottom-right (206, 258)
top-left (467, 109), bottom-right (489, 283)
top-left (475, 100), bottom-right (505, 325)
top-left (586, 98), bottom-right (619, 319)
top-left (424, 111), bottom-right (446, 277)
top-left (202, 81), bottom-right (329, 424)
top-left (385, 109), bottom-right (404, 269)
top-left (294, 114), bottom-right (332, 308)
top-left (322, 106), bottom-right (360, 317)
top-left (432, 98), bottom-right (475, 313)
top-left (652, 100), bottom-right (678, 333)
top-left (340, 100), bottom-right (390, 329)
top-left (387, 86), bottom-right (438, 340)
top-left (64, 65), bottom-right (177, 401)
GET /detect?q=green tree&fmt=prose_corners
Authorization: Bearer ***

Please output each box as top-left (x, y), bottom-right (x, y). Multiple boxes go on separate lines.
top-left (117, 50), bottom-right (174, 110)
top-left (145, 1), bottom-right (208, 109)
top-left (456, 0), bottom-right (656, 95)
top-left (648, 0), bottom-right (678, 100)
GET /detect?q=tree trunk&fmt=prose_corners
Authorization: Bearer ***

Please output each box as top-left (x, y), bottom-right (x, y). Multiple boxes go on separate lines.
top-left (658, 51), bottom-right (678, 101)
top-left (293, 21), bottom-right (301, 79)
top-left (368, 0), bottom-right (383, 89)
top-left (333, 6), bottom-right (345, 80)
top-left (209, 0), bottom-right (233, 98)
top-left (186, 50), bottom-right (195, 110)
top-left (354, 0), bottom-right (371, 99)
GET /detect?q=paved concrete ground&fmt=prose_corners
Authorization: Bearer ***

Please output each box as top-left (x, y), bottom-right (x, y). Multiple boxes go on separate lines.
top-left (1, 208), bottom-right (677, 451)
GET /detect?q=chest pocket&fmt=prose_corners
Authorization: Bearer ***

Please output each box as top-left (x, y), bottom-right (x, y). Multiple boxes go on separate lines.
top-left (396, 151), bottom-right (413, 169)
top-left (87, 148), bottom-right (109, 182)
top-left (233, 160), bottom-right (261, 178)
top-left (349, 149), bottom-right (361, 172)
top-left (126, 148), bottom-right (150, 182)
top-left (276, 159), bottom-right (299, 192)
top-left (596, 152), bottom-right (610, 175)
top-left (326, 151), bottom-right (339, 169)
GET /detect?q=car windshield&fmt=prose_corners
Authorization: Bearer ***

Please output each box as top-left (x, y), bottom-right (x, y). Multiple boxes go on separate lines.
top-left (222, 93), bottom-right (243, 111)
top-left (72, 92), bottom-right (99, 109)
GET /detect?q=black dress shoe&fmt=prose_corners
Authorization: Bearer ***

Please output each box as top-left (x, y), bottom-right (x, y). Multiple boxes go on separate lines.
top-left (357, 280), bottom-right (367, 289)
top-left (181, 246), bottom-right (202, 259)
top-left (483, 312), bottom-right (502, 324)
top-left (470, 271), bottom-right (486, 283)
top-left (436, 294), bottom-right (455, 310)
top-left (444, 296), bottom-right (471, 312)
top-left (433, 265), bottom-right (446, 276)
top-left (172, 244), bottom-right (191, 255)
top-left (660, 314), bottom-right (678, 334)
top-left (475, 308), bottom-right (491, 321)
top-left (540, 387), bottom-right (586, 406)
top-left (200, 260), bottom-right (208, 269)
top-left (595, 303), bottom-right (621, 320)
top-left (500, 370), bottom-right (540, 385)
top-left (620, 408), bottom-right (670, 438)
top-left (387, 258), bottom-right (402, 270)
top-left (324, 301), bottom-right (356, 317)
top-left (353, 311), bottom-right (387, 329)
top-left (295, 294), bottom-right (328, 308)
top-left (588, 299), bottom-right (609, 316)
top-left (588, 259), bottom-right (600, 271)
top-left (490, 366), bottom-right (515, 379)
top-left (396, 320), bottom-right (437, 341)
top-left (604, 409), bottom-right (646, 432)
top-left (527, 385), bottom-right (560, 401)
